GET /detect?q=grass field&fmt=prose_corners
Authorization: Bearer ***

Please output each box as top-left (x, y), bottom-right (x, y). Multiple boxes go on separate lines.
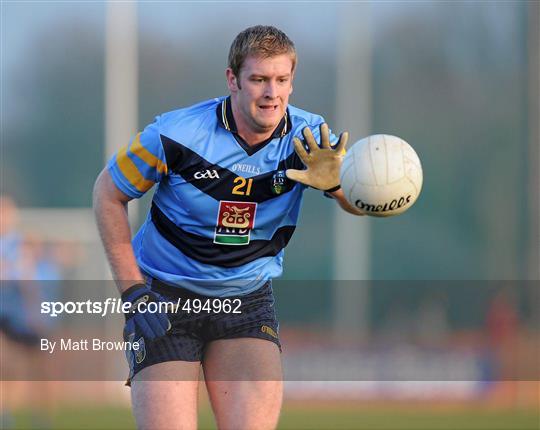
top-left (10, 404), bottom-right (539, 430)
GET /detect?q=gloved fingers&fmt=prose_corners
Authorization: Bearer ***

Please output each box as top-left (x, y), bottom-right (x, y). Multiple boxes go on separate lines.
top-left (319, 123), bottom-right (331, 149)
top-left (155, 311), bottom-right (171, 332)
top-left (335, 132), bottom-right (349, 155)
top-left (285, 168), bottom-right (309, 186)
top-left (293, 137), bottom-right (310, 163)
top-left (146, 313), bottom-right (168, 338)
top-left (302, 127), bottom-right (319, 153)
top-left (135, 314), bottom-right (157, 339)
top-left (123, 318), bottom-right (136, 339)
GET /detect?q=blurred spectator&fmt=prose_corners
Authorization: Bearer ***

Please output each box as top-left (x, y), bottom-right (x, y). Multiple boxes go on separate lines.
top-left (485, 286), bottom-right (521, 384)
top-left (0, 195), bottom-right (63, 429)
top-left (486, 287), bottom-right (519, 347)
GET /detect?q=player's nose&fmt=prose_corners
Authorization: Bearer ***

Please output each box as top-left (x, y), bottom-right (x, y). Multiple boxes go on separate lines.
top-left (263, 81), bottom-right (279, 99)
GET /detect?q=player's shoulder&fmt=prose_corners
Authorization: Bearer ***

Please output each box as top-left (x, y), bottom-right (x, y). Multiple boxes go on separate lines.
top-left (156, 97), bottom-right (223, 133)
top-left (287, 104), bottom-right (326, 130)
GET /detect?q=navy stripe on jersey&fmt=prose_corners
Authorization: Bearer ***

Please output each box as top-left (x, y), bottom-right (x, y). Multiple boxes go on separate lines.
top-left (151, 203), bottom-right (295, 268)
top-left (160, 135), bottom-right (303, 203)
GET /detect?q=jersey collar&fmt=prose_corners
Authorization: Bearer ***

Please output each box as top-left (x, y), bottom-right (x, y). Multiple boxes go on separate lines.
top-left (216, 96), bottom-right (292, 155)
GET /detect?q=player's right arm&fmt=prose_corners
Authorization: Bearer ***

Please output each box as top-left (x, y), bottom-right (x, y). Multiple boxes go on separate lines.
top-left (93, 118), bottom-right (172, 340)
top-left (93, 116), bottom-right (168, 293)
top-left (93, 168), bottom-right (143, 294)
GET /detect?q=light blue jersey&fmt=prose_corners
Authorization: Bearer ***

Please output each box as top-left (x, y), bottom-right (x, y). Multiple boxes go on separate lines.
top-left (108, 96), bottom-right (336, 296)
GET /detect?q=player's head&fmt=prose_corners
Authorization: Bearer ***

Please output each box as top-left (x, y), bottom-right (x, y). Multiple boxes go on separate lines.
top-left (226, 26), bottom-right (296, 134)
top-left (228, 25), bottom-right (297, 79)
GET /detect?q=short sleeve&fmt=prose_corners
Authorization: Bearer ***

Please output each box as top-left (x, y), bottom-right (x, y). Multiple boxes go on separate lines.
top-left (107, 117), bottom-right (168, 198)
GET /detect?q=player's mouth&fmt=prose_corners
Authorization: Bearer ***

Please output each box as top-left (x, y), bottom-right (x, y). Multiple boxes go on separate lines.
top-left (258, 104), bottom-right (278, 111)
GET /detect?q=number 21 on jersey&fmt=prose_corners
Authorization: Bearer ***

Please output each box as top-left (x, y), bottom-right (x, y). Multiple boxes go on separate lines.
top-left (232, 177), bottom-right (253, 196)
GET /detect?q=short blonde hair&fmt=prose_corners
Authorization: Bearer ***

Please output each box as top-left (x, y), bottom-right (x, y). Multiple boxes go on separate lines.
top-left (228, 25), bottom-right (296, 77)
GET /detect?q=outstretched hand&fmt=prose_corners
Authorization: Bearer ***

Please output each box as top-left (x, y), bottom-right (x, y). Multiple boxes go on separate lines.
top-left (285, 123), bottom-right (348, 191)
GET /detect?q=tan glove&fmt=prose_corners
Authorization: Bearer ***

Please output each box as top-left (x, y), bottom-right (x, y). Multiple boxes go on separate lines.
top-left (286, 123), bottom-right (348, 191)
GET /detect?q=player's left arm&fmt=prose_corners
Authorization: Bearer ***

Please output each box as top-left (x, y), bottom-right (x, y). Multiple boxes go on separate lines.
top-left (328, 188), bottom-right (365, 216)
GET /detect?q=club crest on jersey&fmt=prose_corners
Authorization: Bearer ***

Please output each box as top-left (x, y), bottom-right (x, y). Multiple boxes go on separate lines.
top-left (214, 201), bottom-right (257, 245)
top-left (271, 170), bottom-right (287, 195)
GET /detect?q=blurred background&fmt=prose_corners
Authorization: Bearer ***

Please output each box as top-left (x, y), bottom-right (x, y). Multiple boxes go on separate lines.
top-left (1, 1), bottom-right (538, 429)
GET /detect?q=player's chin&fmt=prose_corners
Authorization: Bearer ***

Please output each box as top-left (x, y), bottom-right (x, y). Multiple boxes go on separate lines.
top-left (255, 108), bottom-right (283, 125)
top-left (255, 118), bottom-right (280, 131)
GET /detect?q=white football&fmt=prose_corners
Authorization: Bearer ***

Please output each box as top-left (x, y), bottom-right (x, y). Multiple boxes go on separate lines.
top-left (340, 134), bottom-right (423, 217)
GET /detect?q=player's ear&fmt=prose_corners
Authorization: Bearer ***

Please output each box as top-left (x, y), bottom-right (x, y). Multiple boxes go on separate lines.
top-left (226, 68), bottom-right (240, 92)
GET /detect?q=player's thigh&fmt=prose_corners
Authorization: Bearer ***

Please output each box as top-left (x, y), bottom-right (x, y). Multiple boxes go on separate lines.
top-left (131, 360), bottom-right (201, 430)
top-left (203, 338), bottom-right (283, 430)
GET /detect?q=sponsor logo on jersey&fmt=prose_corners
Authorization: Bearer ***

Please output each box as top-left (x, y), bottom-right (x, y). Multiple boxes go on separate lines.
top-left (261, 325), bottom-right (278, 339)
top-left (214, 201), bottom-right (257, 245)
top-left (231, 163), bottom-right (261, 175)
top-left (194, 169), bottom-right (220, 180)
top-left (271, 170), bottom-right (287, 195)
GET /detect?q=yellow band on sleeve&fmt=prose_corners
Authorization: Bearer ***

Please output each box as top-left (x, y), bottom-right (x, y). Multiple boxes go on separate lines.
top-left (130, 133), bottom-right (168, 175)
top-left (116, 145), bottom-right (155, 193)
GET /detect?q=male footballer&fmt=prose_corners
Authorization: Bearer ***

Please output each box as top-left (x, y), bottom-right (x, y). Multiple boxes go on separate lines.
top-left (94, 25), bottom-right (364, 430)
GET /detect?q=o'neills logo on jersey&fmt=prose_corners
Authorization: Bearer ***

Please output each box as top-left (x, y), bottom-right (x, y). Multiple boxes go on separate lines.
top-left (231, 163), bottom-right (261, 175)
top-left (214, 201), bottom-right (257, 245)
top-left (355, 195), bottom-right (412, 213)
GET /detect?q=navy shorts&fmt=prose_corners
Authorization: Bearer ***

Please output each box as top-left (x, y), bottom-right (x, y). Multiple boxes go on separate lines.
top-left (124, 280), bottom-right (281, 382)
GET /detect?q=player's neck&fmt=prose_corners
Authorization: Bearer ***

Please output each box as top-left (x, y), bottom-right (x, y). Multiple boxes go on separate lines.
top-left (230, 102), bottom-right (274, 147)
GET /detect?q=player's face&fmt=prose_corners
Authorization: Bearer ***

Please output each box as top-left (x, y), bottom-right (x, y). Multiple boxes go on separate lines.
top-left (227, 54), bottom-right (294, 134)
